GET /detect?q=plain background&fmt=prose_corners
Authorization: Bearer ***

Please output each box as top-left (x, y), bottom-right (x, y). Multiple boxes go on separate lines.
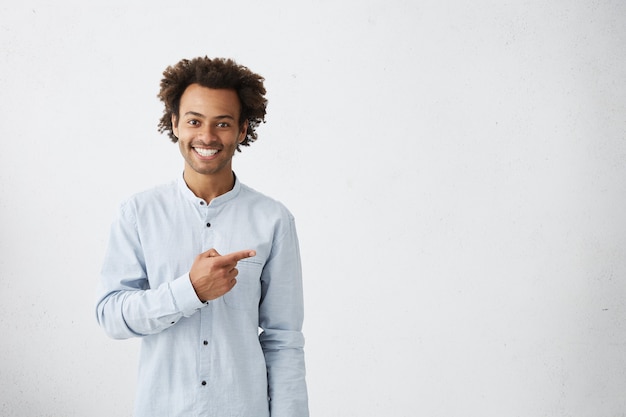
top-left (1, 1), bottom-right (625, 416)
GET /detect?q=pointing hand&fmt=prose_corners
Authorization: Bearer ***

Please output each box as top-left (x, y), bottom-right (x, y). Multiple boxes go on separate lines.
top-left (189, 248), bottom-right (257, 302)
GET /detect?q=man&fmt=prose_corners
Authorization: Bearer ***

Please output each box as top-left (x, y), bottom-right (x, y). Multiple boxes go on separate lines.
top-left (96, 56), bottom-right (309, 417)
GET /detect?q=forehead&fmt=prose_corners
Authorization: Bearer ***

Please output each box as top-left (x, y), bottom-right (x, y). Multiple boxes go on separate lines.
top-left (179, 84), bottom-right (241, 117)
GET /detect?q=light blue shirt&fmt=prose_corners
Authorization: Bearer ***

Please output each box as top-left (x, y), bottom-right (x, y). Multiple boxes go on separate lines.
top-left (96, 174), bottom-right (308, 417)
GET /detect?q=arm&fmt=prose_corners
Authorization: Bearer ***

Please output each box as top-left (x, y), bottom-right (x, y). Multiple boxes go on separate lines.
top-left (259, 214), bottom-right (309, 417)
top-left (95, 201), bottom-right (205, 339)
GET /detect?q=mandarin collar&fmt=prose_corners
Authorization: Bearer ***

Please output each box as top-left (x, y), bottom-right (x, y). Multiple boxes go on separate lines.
top-left (177, 172), bottom-right (241, 207)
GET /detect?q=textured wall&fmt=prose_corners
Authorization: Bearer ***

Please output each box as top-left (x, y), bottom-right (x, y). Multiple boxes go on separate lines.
top-left (1, 1), bottom-right (625, 416)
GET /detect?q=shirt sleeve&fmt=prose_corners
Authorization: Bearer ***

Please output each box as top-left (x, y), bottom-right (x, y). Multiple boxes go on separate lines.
top-left (259, 212), bottom-right (310, 417)
top-left (95, 200), bottom-right (205, 339)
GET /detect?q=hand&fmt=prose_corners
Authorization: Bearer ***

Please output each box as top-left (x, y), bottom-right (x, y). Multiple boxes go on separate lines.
top-left (189, 248), bottom-right (257, 302)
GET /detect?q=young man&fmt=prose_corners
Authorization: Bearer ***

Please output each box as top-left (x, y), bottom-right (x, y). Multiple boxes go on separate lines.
top-left (96, 57), bottom-right (309, 417)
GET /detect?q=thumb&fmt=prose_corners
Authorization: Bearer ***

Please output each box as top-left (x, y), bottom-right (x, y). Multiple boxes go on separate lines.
top-left (202, 248), bottom-right (221, 258)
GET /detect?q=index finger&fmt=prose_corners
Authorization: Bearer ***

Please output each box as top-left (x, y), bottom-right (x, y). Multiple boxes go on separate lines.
top-left (221, 249), bottom-right (257, 264)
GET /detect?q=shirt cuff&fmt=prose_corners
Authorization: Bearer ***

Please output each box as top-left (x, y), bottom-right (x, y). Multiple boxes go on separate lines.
top-left (170, 272), bottom-right (206, 316)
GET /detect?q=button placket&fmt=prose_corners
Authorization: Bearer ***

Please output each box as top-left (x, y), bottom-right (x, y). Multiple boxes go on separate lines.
top-left (199, 199), bottom-right (212, 230)
top-left (198, 302), bottom-right (212, 393)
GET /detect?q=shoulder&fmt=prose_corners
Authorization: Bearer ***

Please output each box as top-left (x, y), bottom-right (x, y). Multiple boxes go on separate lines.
top-left (241, 184), bottom-right (291, 216)
top-left (238, 182), bottom-right (294, 220)
top-left (118, 180), bottom-right (178, 214)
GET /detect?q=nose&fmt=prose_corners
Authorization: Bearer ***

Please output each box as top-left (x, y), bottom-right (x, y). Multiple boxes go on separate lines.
top-left (196, 124), bottom-right (218, 142)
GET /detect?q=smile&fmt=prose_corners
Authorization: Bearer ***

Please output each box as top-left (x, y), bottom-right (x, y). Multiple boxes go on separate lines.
top-left (194, 148), bottom-right (219, 157)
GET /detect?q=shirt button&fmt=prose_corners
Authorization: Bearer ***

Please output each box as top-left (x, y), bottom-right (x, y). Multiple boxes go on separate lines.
top-left (203, 340), bottom-right (208, 345)
top-left (206, 222), bottom-right (211, 228)
top-left (201, 381), bottom-right (207, 386)
top-left (200, 201), bottom-right (205, 205)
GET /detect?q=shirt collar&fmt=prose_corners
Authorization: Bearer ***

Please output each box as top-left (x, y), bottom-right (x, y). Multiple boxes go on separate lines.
top-left (177, 171), bottom-right (241, 207)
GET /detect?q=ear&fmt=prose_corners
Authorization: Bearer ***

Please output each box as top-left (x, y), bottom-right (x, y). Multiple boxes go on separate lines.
top-left (171, 114), bottom-right (179, 138)
top-left (238, 119), bottom-right (249, 144)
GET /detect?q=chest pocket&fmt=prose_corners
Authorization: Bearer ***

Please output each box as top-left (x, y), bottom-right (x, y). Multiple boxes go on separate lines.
top-left (223, 259), bottom-right (263, 310)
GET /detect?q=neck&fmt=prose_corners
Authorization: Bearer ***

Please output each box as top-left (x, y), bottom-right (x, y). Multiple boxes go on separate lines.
top-left (183, 167), bottom-right (235, 203)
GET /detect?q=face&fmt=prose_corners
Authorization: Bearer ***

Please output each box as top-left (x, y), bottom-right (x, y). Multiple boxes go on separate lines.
top-left (172, 84), bottom-right (247, 178)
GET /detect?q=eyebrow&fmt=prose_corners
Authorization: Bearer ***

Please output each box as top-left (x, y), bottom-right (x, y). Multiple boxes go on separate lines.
top-left (182, 111), bottom-right (206, 119)
top-left (182, 111), bottom-right (235, 121)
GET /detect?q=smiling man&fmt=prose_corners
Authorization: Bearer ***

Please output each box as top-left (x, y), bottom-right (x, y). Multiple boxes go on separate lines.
top-left (96, 57), bottom-right (309, 417)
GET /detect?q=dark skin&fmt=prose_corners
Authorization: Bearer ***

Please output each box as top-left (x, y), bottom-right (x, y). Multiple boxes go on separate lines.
top-left (190, 248), bottom-right (256, 302)
top-left (173, 84), bottom-right (256, 302)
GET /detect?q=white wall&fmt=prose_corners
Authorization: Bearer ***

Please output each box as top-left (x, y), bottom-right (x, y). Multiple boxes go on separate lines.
top-left (1, 1), bottom-right (625, 416)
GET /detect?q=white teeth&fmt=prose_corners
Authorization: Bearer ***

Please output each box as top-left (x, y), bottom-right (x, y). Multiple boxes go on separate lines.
top-left (195, 148), bottom-right (218, 157)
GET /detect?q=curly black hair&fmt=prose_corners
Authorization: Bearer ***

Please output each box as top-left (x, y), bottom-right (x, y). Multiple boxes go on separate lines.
top-left (157, 56), bottom-right (267, 150)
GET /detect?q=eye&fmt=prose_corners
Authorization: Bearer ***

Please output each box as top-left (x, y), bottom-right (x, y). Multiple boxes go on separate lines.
top-left (187, 119), bottom-right (200, 126)
top-left (216, 122), bottom-right (230, 128)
